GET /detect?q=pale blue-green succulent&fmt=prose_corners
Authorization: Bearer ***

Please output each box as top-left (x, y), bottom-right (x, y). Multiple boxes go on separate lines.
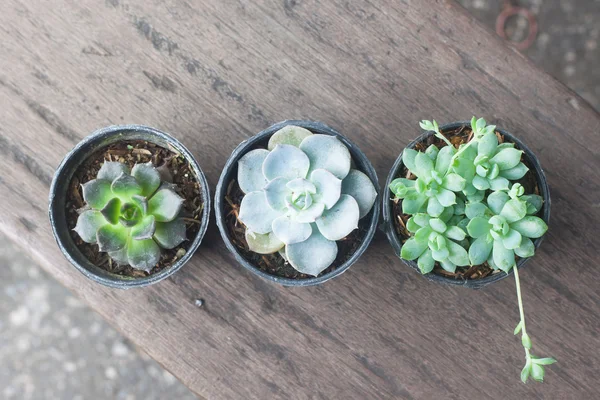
top-left (237, 125), bottom-right (377, 276)
top-left (390, 117), bottom-right (555, 383)
top-left (74, 161), bottom-right (186, 271)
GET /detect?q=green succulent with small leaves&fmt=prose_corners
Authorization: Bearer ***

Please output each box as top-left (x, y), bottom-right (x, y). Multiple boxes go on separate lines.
top-left (74, 161), bottom-right (187, 271)
top-left (390, 117), bottom-right (556, 383)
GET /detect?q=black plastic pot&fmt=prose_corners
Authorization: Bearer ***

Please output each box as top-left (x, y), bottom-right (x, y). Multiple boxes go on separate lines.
top-left (215, 120), bottom-right (380, 286)
top-left (382, 121), bottom-right (551, 289)
top-left (49, 125), bottom-right (211, 289)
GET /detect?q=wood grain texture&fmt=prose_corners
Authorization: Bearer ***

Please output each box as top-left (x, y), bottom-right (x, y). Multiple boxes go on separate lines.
top-left (1, 0), bottom-right (599, 398)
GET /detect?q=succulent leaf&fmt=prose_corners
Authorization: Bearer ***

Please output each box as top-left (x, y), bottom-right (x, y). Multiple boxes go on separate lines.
top-left (127, 238), bottom-right (160, 271)
top-left (245, 230), bottom-right (285, 254)
top-left (239, 191), bottom-right (283, 234)
top-left (315, 195), bottom-right (359, 241)
top-left (490, 148), bottom-right (523, 170)
top-left (312, 169), bottom-right (343, 210)
top-left (238, 149), bottom-right (270, 194)
top-left (74, 210), bottom-right (107, 243)
top-left (300, 134), bottom-right (351, 180)
top-left (264, 177), bottom-right (290, 210)
top-left (435, 146), bottom-right (456, 174)
top-left (510, 216), bottom-right (548, 238)
top-left (111, 173), bottom-right (143, 199)
top-left (272, 215), bottom-right (312, 245)
top-left (500, 163), bottom-right (529, 180)
top-left (263, 144), bottom-right (310, 181)
top-left (492, 239), bottom-right (515, 272)
top-left (101, 198), bottom-right (122, 225)
top-left (130, 215), bottom-right (156, 240)
top-left (341, 169), bottom-right (377, 218)
top-left (148, 188), bottom-right (184, 222)
top-left (285, 229), bottom-right (337, 276)
top-left (96, 224), bottom-right (129, 252)
top-left (153, 219), bottom-right (187, 249)
top-left (82, 179), bottom-right (113, 209)
top-left (97, 162), bottom-right (130, 182)
top-left (132, 162), bottom-right (161, 197)
top-left (469, 235), bottom-right (493, 265)
top-left (267, 125), bottom-right (313, 150)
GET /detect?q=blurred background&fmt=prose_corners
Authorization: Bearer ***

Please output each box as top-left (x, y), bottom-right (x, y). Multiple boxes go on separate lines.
top-left (1, 1), bottom-right (598, 399)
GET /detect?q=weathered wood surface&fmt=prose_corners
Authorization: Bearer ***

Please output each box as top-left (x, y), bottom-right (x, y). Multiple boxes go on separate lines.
top-left (1, 0), bottom-right (599, 398)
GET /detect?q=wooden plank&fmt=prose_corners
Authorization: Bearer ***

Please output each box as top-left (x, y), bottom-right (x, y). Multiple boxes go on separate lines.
top-left (1, 0), bottom-right (599, 398)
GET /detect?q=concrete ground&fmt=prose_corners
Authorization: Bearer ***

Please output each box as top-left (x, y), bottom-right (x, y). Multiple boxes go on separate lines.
top-left (1, 1), bottom-right (598, 399)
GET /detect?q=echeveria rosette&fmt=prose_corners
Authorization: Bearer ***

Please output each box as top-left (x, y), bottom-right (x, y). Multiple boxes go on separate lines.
top-left (466, 184), bottom-right (547, 272)
top-left (401, 207), bottom-right (470, 274)
top-left (73, 161), bottom-right (186, 271)
top-left (237, 125), bottom-right (377, 277)
top-left (390, 144), bottom-right (466, 217)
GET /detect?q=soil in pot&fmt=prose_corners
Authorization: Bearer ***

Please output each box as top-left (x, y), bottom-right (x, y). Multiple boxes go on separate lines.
top-left (391, 125), bottom-right (542, 281)
top-left (223, 143), bottom-right (370, 280)
top-left (66, 140), bottom-right (204, 278)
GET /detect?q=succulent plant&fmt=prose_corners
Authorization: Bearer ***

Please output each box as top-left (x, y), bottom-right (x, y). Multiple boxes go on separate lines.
top-left (236, 125), bottom-right (377, 276)
top-left (74, 161), bottom-right (186, 271)
top-left (390, 117), bottom-right (555, 383)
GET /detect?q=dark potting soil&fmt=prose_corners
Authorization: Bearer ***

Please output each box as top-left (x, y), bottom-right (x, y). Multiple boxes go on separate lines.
top-left (224, 171), bottom-right (368, 281)
top-left (66, 140), bottom-right (203, 278)
top-left (391, 126), bottom-right (541, 281)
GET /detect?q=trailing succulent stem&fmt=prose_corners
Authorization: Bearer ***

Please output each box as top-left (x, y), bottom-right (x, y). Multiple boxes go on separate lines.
top-left (237, 125), bottom-right (377, 276)
top-left (391, 117), bottom-right (556, 382)
top-left (74, 161), bottom-right (186, 271)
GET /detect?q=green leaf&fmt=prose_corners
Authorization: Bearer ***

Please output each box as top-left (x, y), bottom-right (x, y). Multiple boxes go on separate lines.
top-left (491, 148), bottom-right (523, 170)
top-left (130, 215), bottom-right (156, 240)
top-left (154, 219), bottom-right (187, 249)
top-left (389, 178), bottom-right (415, 197)
top-left (533, 357), bottom-right (557, 366)
top-left (96, 224), bottom-right (129, 252)
top-left (501, 198), bottom-right (528, 223)
top-left (469, 235), bottom-right (493, 265)
top-left (131, 195), bottom-right (148, 215)
top-left (470, 116), bottom-right (477, 132)
top-left (412, 213), bottom-right (431, 227)
top-left (489, 176), bottom-right (510, 191)
top-left (436, 189), bottom-right (456, 207)
top-left (472, 175), bottom-right (490, 191)
top-left (438, 205), bottom-right (455, 222)
top-left (531, 363), bottom-right (544, 382)
top-left (493, 239), bottom-right (515, 272)
top-left (148, 188), bottom-right (184, 223)
top-left (442, 173), bottom-right (466, 192)
top-left (81, 179), bottom-right (113, 209)
top-left (73, 210), bottom-right (107, 243)
top-left (447, 240), bottom-right (469, 266)
top-left (429, 218), bottom-right (447, 233)
top-left (132, 162), bottom-right (161, 197)
top-left (521, 362), bottom-right (531, 383)
top-left (439, 259), bottom-right (456, 273)
top-left (237, 149), bottom-right (270, 194)
top-left (431, 246), bottom-right (450, 262)
top-left (97, 162), bottom-right (130, 182)
top-left (419, 120), bottom-right (435, 131)
top-left (400, 237), bottom-right (428, 260)
top-left (425, 144), bottom-right (439, 160)
top-left (414, 152), bottom-right (434, 179)
top-left (503, 229), bottom-right (522, 250)
top-left (301, 134), bottom-right (351, 180)
top-left (435, 146), bottom-right (456, 174)
top-left (111, 173), bottom-right (143, 199)
top-left (475, 118), bottom-right (486, 132)
top-left (403, 149), bottom-right (418, 173)
top-left (406, 217), bottom-right (420, 233)
top-left (521, 194), bottom-right (543, 215)
top-left (467, 217), bottom-right (491, 238)
top-left (487, 191), bottom-right (510, 215)
top-left (100, 198), bottom-right (122, 225)
top-left (244, 230), bottom-right (284, 254)
top-left (417, 249), bottom-right (435, 274)
top-left (445, 226), bottom-right (466, 241)
top-left (286, 229), bottom-right (338, 276)
top-left (499, 163), bottom-right (529, 180)
top-left (514, 321), bottom-right (523, 335)
top-left (264, 144), bottom-right (311, 181)
top-left (511, 216), bottom-right (548, 238)
top-left (426, 196), bottom-right (445, 217)
top-left (522, 333), bottom-right (532, 349)
top-left (402, 192), bottom-right (427, 214)
top-left (515, 237), bottom-right (535, 258)
top-left (340, 169), bottom-right (376, 218)
top-left (465, 202), bottom-right (489, 219)
top-left (478, 132), bottom-right (498, 157)
top-left (127, 238), bottom-right (161, 271)
top-left (267, 125), bottom-right (313, 150)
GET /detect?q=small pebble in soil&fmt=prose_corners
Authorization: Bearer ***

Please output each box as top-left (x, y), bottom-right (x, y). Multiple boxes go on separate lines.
top-left (194, 299), bottom-right (204, 307)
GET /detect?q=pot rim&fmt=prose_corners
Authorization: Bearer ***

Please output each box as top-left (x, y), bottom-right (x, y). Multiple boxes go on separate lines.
top-left (48, 124), bottom-right (211, 289)
top-left (215, 120), bottom-right (381, 287)
top-left (382, 121), bottom-right (551, 289)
